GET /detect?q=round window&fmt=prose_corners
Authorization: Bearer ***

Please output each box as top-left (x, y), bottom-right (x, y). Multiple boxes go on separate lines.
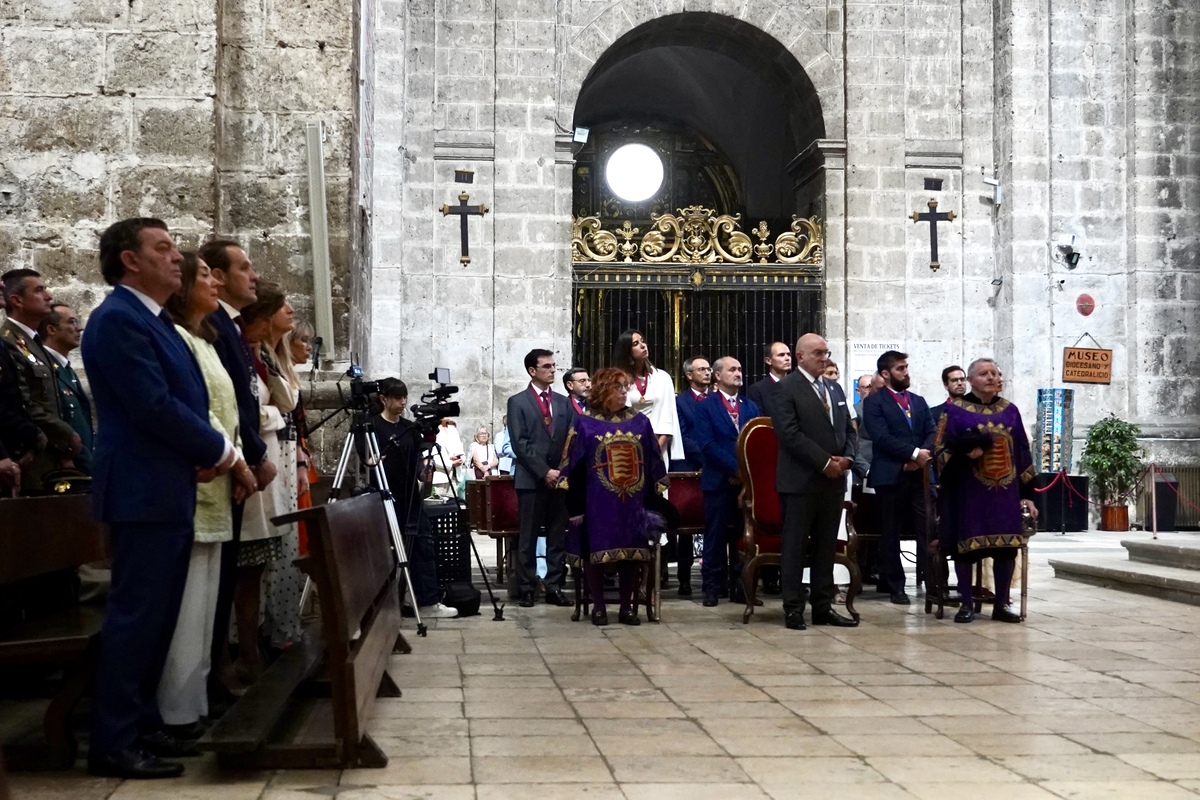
top-left (605, 143), bottom-right (664, 203)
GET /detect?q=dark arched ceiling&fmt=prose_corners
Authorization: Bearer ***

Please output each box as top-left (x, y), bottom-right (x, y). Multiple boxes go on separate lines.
top-left (574, 12), bottom-right (825, 219)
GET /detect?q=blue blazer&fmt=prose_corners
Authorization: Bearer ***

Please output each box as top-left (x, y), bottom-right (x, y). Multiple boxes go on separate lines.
top-left (671, 390), bottom-right (706, 471)
top-left (81, 286), bottom-right (227, 523)
top-left (207, 308), bottom-right (267, 467)
top-left (862, 388), bottom-right (935, 489)
top-left (693, 391), bottom-right (760, 491)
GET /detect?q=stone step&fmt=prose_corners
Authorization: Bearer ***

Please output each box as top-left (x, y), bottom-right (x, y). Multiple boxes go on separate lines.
top-left (1049, 553), bottom-right (1200, 608)
top-left (1122, 539), bottom-right (1200, 570)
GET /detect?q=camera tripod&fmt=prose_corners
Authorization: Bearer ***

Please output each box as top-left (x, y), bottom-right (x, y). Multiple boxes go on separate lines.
top-left (325, 404), bottom-right (427, 636)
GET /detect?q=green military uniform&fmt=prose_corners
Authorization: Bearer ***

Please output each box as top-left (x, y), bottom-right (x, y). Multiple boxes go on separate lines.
top-left (0, 318), bottom-right (77, 490)
top-left (46, 347), bottom-right (94, 474)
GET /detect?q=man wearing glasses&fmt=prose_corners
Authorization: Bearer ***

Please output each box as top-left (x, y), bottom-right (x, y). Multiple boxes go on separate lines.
top-left (506, 349), bottom-right (576, 608)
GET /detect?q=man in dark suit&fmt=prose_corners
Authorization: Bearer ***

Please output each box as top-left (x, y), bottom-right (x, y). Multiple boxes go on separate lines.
top-left (0, 269), bottom-right (81, 490)
top-left (197, 240), bottom-right (275, 703)
top-left (770, 333), bottom-right (858, 630)
top-left (38, 303), bottom-right (94, 474)
top-left (671, 355), bottom-right (710, 472)
top-left (862, 351), bottom-right (935, 605)
top-left (83, 218), bottom-right (236, 779)
top-left (929, 364), bottom-right (967, 428)
top-left (506, 349), bottom-right (575, 608)
top-left (746, 340), bottom-right (791, 416)
top-left (692, 357), bottom-right (759, 606)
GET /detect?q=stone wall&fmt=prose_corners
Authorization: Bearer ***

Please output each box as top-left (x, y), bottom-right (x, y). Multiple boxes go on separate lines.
top-left (0, 0), bottom-right (356, 356)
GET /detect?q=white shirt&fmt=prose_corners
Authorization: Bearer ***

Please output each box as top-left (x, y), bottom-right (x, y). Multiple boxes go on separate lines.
top-left (44, 345), bottom-right (70, 368)
top-left (626, 367), bottom-right (684, 461)
top-left (7, 317), bottom-right (40, 344)
top-left (218, 298), bottom-right (241, 321)
top-left (528, 382), bottom-right (554, 419)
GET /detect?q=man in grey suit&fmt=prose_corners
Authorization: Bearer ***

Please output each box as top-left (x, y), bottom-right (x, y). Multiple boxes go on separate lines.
top-left (506, 349), bottom-right (576, 608)
top-left (770, 333), bottom-right (858, 630)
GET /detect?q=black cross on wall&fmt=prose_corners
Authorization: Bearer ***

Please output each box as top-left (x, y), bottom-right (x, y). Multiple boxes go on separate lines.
top-left (911, 198), bottom-right (956, 272)
top-left (440, 192), bottom-right (489, 265)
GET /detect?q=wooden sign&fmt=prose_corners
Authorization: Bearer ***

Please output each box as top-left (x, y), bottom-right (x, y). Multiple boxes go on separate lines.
top-left (1062, 347), bottom-right (1112, 384)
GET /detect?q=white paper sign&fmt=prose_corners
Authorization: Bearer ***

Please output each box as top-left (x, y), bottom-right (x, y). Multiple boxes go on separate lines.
top-left (848, 341), bottom-right (904, 403)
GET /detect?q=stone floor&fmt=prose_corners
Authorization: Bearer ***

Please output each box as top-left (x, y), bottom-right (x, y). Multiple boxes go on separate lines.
top-left (8, 529), bottom-right (1200, 799)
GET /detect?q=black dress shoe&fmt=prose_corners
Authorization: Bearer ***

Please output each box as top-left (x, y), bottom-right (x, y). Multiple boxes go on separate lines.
top-left (618, 609), bottom-right (641, 626)
top-left (139, 729), bottom-right (199, 758)
top-left (890, 592), bottom-right (911, 605)
top-left (811, 609), bottom-right (859, 627)
top-left (88, 747), bottom-right (184, 779)
top-left (677, 581), bottom-right (692, 597)
top-left (591, 608), bottom-right (608, 626)
top-left (784, 611), bottom-right (807, 630)
top-left (991, 605), bottom-right (1022, 623)
top-left (544, 589), bottom-right (572, 607)
top-left (518, 590), bottom-right (535, 608)
top-left (702, 592), bottom-right (719, 607)
top-left (954, 606), bottom-right (974, 623)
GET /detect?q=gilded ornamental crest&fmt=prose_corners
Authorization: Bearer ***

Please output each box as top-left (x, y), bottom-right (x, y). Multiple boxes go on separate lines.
top-left (592, 430), bottom-right (646, 500)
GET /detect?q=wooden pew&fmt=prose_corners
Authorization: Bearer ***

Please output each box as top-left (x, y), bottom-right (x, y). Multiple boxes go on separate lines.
top-left (197, 492), bottom-right (406, 769)
top-left (0, 495), bottom-right (109, 770)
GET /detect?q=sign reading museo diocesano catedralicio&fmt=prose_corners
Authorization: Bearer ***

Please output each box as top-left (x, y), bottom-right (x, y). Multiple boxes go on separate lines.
top-left (1062, 347), bottom-right (1113, 385)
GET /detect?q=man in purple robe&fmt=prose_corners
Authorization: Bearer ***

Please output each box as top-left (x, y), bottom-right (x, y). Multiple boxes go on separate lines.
top-left (934, 357), bottom-right (1038, 623)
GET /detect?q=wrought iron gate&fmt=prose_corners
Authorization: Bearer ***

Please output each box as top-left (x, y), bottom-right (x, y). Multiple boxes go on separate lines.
top-left (571, 206), bottom-right (825, 388)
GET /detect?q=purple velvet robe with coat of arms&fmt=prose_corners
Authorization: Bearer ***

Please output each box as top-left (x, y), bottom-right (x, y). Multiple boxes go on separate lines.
top-left (934, 393), bottom-right (1036, 555)
top-left (556, 407), bottom-right (668, 566)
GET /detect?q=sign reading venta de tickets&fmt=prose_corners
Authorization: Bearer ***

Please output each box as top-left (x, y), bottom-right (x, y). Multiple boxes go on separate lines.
top-left (1062, 347), bottom-right (1113, 385)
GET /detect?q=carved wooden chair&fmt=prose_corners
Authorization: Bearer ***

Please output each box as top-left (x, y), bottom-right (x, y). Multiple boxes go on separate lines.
top-left (465, 475), bottom-right (520, 585)
top-left (735, 417), bottom-right (863, 624)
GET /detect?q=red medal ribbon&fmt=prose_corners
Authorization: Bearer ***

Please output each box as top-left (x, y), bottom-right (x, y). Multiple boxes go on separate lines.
top-left (634, 373), bottom-right (649, 399)
top-left (721, 393), bottom-right (739, 427)
top-left (532, 386), bottom-right (553, 427)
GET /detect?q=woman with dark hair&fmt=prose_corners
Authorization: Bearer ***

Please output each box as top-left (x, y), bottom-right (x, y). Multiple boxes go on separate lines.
top-left (159, 253), bottom-right (257, 736)
top-left (612, 329), bottom-right (683, 464)
top-left (234, 281), bottom-right (301, 678)
top-left (557, 367), bottom-right (668, 626)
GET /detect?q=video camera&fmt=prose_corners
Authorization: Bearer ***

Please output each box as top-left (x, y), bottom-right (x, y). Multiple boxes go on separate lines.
top-left (411, 367), bottom-right (460, 437)
top-left (346, 362), bottom-right (380, 409)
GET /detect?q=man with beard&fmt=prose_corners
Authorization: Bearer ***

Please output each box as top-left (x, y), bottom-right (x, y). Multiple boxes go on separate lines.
top-left (930, 365), bottom-right (967, 428)
top-left (861, 351), bottom-right (935, 604)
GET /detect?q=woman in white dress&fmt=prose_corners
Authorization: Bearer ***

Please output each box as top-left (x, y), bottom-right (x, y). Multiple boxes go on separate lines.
top-left (432, 418), bottom-right (466, 498)
top-left (612, 329), bottom-right (683, 463)
top-left (467, 426), bottom-right (499, 478)
top-left (158, 253), bottom-right (258, 736)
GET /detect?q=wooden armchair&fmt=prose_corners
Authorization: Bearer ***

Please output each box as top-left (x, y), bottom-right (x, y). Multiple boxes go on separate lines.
top-left (735, 417), bottom-right (863, 624)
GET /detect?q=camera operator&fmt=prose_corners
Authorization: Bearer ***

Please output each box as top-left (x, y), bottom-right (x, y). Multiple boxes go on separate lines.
top-left (372, 378), bottom-right (458, 619)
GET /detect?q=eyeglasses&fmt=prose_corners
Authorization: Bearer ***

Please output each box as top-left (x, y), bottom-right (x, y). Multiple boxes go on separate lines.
top-left (810, 350), bottom-right (832, 358)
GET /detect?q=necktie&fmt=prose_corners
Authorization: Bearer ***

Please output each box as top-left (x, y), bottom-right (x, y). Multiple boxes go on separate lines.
top-left (540, 391), bottom-right (552, 427)
top-left (817, 379), bottom-right (830, 413)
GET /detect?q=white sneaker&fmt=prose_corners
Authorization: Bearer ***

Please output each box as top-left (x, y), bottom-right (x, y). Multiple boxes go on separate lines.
top-left (418, 603), bottom-right (459, 619)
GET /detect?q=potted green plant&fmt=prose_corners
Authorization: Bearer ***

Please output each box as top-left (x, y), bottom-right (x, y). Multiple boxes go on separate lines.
top-left (1079, 414), bottom-right (1145, 531)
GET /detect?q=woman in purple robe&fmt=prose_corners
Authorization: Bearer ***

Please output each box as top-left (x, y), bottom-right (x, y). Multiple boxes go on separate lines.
top-left (934, 358), bottom-right (1038, 623)
top-left (557, 367), bottom-right (668, 626)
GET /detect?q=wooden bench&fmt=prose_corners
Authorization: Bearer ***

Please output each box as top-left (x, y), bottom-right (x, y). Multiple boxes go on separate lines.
top-left (0, 495), bottom-right (109, 771)
top-left (197, 492), bottom-right (406, 769)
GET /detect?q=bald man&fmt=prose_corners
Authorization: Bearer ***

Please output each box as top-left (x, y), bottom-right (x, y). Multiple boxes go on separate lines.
top-left (769, 333), bottom-right (858, 630)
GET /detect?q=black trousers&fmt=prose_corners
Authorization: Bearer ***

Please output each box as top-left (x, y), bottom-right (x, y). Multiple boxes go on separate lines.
top-left (780, 491), bottom-right (843, 615)
top-left (874, 472), bottom-right (928, 593)
top-left (516, 486), bottom-right (567, 593)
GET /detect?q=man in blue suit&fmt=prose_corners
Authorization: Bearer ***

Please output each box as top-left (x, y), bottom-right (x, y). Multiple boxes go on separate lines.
top-left (862, 350), bottom-right (935, 605)
top-left (83, 218), bottom-right (235, 779)
top-left (668, 356), bottom-right (710, 594)
top-left (693, 356), bottom-right (759, 606)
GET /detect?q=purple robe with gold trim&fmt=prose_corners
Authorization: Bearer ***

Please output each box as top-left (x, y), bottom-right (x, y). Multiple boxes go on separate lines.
top-left (935, 393), bottom-right (1036, 554)
top-left (556, 408), bottom-right (668, 565)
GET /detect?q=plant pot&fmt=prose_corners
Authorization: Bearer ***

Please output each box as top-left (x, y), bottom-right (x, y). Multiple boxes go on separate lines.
top-left (1100, 504), bottom-right (1129, 532)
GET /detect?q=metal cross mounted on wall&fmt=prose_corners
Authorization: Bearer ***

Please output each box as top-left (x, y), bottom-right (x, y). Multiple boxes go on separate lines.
top-left (911, 198), bottom-right (956, 272)
top-left (439, 169), bottom-right (489, 265)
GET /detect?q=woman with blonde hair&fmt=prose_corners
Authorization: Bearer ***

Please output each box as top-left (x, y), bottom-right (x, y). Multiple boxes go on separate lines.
top-left (467, 425), bottom-right (499, 478)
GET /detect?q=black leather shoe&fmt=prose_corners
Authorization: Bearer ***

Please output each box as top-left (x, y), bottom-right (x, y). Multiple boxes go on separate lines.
top-left (890, 592), bottom-right (911, 605)
top-left (991, 605), bottom-right (1022, 623)
top-left (811, 609), bottom-right (859, 627)
top-left (544, 589), bottom-right (572, 607)
top-left (591, 608), bottom-right (608, 626)
top-left (702, 592), bottom-right (719, 607)
top-left (954, 606), bottom-right (974, 623)
top-left (139, 730), bottom-right (199, 758)
top-left (784, 611), bottom-right (807, 630)
top-left (88, 747), bottom-right (185, 779)
top-left (677, 581), bottom-right (692, 597)
top-left (618, 609), bottom-right (641, 626)
top-left (518, 590), bottom-right (535, 608)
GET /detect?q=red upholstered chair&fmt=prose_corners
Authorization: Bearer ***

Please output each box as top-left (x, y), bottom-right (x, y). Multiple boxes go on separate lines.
top-left (662, 471), bottom-right (704, 620)
top-left (735, 417), bottom-right (862, 624)
top-left (465, 475), bottom-right (520, 584)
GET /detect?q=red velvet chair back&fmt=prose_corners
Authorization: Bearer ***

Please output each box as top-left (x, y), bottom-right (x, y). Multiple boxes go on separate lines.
top-left (666, 471), bottom-right (704, 534)
top-left (736, 417), bottom-right (783, 555)
top-left (485, 475), bottom-right (520, 534)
